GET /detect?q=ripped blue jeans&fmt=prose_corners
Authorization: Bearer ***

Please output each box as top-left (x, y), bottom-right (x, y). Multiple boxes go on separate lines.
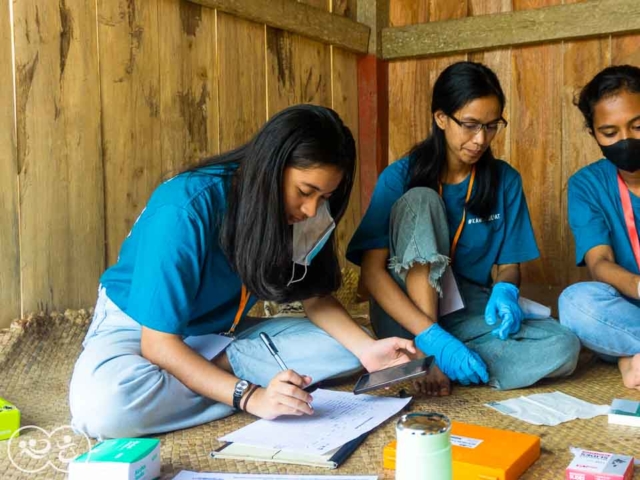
top-left (370, 187), bottom-right (580, 390)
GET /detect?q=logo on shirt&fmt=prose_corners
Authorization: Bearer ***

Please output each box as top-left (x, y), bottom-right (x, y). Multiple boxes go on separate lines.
top-left (468, 213), bottom-right (501, 225)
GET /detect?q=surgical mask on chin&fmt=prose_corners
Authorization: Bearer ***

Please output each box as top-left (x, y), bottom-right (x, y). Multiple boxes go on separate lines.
top-left (599, 138), bottom-right (640, 173)
top-left (287, 201), bottom-right (335, 286)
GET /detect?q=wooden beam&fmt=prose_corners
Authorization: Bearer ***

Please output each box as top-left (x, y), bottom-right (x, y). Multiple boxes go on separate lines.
top-left (187, 0), bottom-right (370, 53)
top-left (357, 0), bottom-right (389, 56)
top-left (382, 0), bottom-right (640, 59)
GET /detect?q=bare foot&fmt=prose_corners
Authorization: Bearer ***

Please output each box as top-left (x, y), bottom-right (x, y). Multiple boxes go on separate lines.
top-left (413, 365), bottom-right (451, 397)
top-left (618, 354), bottom-right (640, 390)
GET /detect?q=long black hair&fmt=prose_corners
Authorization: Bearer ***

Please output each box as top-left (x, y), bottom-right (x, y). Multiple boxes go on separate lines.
top-left (576, 64), bottom-right (640, 131)
top-left (190, 104), bottom-right (355, 302)
top-left (406, 61), bottom-right (505, 219)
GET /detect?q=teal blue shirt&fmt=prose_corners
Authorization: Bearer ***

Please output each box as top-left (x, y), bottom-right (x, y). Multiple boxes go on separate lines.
top-left (100, 165), bottom-right (257, 336)
top-left (568, 159), bottom-right (640, 306)
top-left (347, 157), bottom-right (540, 287)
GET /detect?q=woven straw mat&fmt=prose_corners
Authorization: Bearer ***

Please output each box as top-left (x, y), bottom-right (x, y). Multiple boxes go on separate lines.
top-left (0, 275), bottom-right (638, 479)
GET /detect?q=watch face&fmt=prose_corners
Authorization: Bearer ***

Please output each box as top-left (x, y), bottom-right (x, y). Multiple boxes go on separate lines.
top-left (238, 380), bottom-right (249, 390)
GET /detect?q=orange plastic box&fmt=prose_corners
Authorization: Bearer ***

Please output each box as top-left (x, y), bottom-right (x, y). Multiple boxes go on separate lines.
top-left (383, 421), bottom-right (540, 480)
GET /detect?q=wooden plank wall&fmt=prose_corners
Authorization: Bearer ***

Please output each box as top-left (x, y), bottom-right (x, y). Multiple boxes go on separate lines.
top-left (388, 0), bottom-right (639, 288)
top-left (0, 0), bottom-right (20, 326)
top-left (0, 0), bottom-right (360, 327)
top-left (13, 0), bottom-right (105, 317)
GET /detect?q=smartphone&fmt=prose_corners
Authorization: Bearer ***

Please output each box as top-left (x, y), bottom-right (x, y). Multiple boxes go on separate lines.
top-left (353, 356), bottom-right (434, 395)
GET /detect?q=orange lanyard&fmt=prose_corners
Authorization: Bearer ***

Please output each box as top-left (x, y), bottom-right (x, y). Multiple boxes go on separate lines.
top-left (439, 166), bottom-right (476, 262)
top-left (227, 285), bottom-right (250, 336)
top-left (618, 173), bottom-right (640, 270)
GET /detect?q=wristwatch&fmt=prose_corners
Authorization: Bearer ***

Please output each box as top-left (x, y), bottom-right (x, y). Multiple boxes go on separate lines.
top-left (233, 379), bottom-right (251, 410)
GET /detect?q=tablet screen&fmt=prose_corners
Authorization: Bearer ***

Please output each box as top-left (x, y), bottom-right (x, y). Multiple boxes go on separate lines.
top-left (354, 356), bottom-right (433, 394)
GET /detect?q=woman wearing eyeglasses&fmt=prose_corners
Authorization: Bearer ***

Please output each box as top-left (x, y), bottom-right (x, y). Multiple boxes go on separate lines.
top-left (348, 61), bottom-right (579, 395)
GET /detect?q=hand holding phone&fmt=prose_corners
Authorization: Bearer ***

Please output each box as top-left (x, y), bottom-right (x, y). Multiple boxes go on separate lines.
top-left (353, 356), bottom-right (434, 394)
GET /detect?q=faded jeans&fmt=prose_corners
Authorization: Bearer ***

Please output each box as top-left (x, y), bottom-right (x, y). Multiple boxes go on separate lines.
top-left (559, 281), bottom-right (640, 361)
top-left (370, 188), bottom-right (580, 390)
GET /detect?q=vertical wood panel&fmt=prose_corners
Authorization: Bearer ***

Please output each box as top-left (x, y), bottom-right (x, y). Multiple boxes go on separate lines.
top-left (217, 12), bottom-right (266, 151)
top-left (388, 0), bottom-right (468, 164)
top-left (562, 5), bottom-right (610, 286)
top-left (511, 0), bottom-right (563, 286)
top-left (159, 0), bottom-right (218, 177)
top-left (0, 0), bottom-right (20, 326)
top-left (468, 0), bottom-right (512, 162)
top-left (611, 34), bottom-right (640, 66)
top-left (388, 0), bottom-right (429, 162)
top-left (266, 0), bottom-right (331, 117)
top-left (14, 0), bottom-right (104, 312)
top-left (332, 0), bottom-right (361, 270)
top-left (99, 0), bottom-right (161, 266)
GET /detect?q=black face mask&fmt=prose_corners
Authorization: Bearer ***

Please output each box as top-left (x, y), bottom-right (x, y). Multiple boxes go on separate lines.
top-left (599, 138), bottom-right (640, 173)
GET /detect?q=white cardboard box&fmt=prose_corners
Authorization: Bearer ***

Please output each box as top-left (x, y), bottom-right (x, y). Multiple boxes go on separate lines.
top-left (69, 438), bottom-right (160, 480)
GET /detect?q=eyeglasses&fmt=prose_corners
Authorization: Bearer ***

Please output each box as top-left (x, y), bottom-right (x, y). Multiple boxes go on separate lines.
top-left (447, 114), bottom-right (508, 137)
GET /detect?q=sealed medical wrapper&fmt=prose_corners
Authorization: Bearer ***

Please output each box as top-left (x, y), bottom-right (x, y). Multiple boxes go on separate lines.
top-left (395, 412), bottom-right (452, 480)
top-left (69, 438), bottom-right (160, 480)
top-left (566, 449), bottom-right (634, 480)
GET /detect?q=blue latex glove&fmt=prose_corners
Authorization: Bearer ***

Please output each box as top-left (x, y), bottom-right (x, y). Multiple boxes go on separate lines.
top-left (415, 324), bottom-right (489, 386)
top-left (484, 282), bottom-right (524, 340)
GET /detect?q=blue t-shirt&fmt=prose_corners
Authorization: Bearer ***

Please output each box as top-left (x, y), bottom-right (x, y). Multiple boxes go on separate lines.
top-left (347, 157), bottom-right (540, 287)
top-left (100, 164), bottom-right (257, 336)
top-left (568, 159), bottom-right (640, 302)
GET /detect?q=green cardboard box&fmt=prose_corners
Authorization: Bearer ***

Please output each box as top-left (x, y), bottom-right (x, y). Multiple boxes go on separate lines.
top-left (69, 438), bottom-right (160, 480)
top-left (0, 397), bottom-right (20, 441)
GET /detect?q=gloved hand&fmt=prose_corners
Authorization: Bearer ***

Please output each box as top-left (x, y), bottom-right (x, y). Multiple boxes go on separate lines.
top-left (484, 282), bottom-right (524, 340)
top-left (415, 324), bottom-right (489, 386)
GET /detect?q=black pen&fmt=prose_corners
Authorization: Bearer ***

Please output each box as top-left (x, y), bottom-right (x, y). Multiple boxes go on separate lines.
top-left (259, 332), bottom-right (313, 409)
top-left (259, 332), bottom-right (289, 370)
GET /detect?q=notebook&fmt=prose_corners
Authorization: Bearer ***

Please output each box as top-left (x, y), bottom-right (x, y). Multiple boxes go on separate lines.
top-left (211, 432), bottom-right (369, 469)
top-left (384, 422), bottom-right (540, 480)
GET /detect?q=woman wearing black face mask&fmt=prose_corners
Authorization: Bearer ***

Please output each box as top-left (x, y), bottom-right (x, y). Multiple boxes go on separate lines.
top-left (559, 65), bottom-right (640, 391)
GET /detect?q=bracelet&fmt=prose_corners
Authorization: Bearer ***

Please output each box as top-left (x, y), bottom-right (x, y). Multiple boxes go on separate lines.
top-left (241, 384), bottom-right (259, 412)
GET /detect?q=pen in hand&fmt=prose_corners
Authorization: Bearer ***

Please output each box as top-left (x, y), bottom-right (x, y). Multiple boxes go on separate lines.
top-left (259, 332), bottom-right (313, 411)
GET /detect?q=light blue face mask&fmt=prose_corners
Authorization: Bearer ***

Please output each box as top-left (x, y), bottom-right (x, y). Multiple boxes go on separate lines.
top-left (287, 202), bottom-right (335, 286)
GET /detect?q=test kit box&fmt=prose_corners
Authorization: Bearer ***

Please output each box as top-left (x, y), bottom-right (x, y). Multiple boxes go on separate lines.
top-left (566, 449), bottom-right (634, 480)
top-left (383, 421), bottom-right (540, 480)
top-left (608, 399), bottom-right (640, 427)
top-left (69, 438), bottom-right (161, 480)
top-left (0, 397), bottom-right (20, 441)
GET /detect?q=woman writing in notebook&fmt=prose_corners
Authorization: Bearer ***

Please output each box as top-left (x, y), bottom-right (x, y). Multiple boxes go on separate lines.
top-left (559, 65), bottom-right (640, 390)
top-left (347, 61), bottom-right (579, 395)
top-left (69, 105), bottom-right (415, 439)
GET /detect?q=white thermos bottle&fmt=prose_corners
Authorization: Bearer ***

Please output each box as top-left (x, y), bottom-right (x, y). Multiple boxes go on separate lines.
top-left (395, 412), bottom-right (453, 480)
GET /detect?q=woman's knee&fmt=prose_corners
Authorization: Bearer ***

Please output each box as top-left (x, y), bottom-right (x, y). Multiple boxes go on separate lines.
top-left (555, 326), bottom-right (581, 374)
top-left (400, 187), bottom-right (441, 205)
top-left (71, 381), bottom-right (144, 439)
top-left (559, 282), bottom-right (611, 330)
top-left (70, 358), bottom-right (157, 439)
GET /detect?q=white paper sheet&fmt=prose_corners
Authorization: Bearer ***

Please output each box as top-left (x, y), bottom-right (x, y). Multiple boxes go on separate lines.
top-left (486, 391), bottom-right (609, 426)
top-left (439, 266), bottom-right (465, 316)
top-left (220, 389), bottom-right (410, 455)
top-left (173, 473), bottom-right (377, 480)
top-left (183, 334), bottom-right (233, 360)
